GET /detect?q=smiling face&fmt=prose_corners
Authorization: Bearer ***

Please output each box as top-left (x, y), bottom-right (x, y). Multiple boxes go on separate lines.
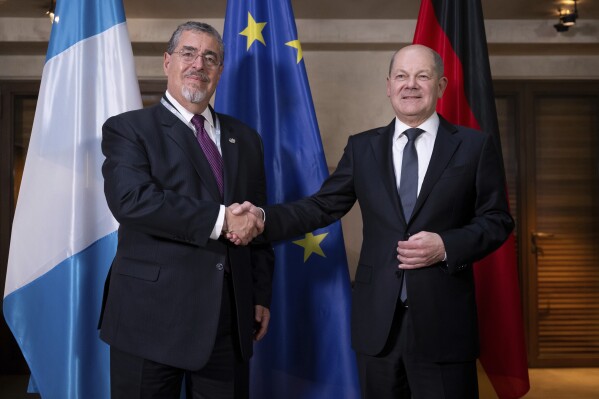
top-left (386, 45), bottom-right (448, 127)
top-left (163, 30), bottom-right (224, 114)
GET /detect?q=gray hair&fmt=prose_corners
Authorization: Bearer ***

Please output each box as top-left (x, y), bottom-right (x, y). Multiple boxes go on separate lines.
top-left (388, 45), bottom-right (444, 78)
top-left (166, 21), bottom-right (225, 64)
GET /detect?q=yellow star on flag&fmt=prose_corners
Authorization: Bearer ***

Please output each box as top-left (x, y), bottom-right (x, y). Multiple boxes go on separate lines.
top-left (285, 39), bottom-right (303, 63)
top-left (239, 12), bottom-right (267, 51)
top-left (293, 232), bottom-right (328, 262)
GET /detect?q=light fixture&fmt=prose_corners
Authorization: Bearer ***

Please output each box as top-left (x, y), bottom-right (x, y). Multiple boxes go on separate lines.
top-left (45, 0), bottom-right (56, 23)
top-left (554, 20), bottom-right (569, 32)
top-left (554, 0), bottom-right (579, 32)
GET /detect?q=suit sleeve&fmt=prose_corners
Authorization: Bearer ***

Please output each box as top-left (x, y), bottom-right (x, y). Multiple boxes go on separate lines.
top-left (248, 133), bottom-right (275, 307)
top-left (439, 132), bottom-right (515, 273)
top-left (101, 114), bottom-right (220, 247)
top-left (264, 137), bottom-right (358, 241)
top-left (251, 240), bottom-right (275, 307)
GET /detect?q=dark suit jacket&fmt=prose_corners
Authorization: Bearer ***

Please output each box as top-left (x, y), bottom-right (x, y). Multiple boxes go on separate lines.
top-left (99, 101), bottom-right (274, 370)
top-left (263, 116), bottom-right (513, 362)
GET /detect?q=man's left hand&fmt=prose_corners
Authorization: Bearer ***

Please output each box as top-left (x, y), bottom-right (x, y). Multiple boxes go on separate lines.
top-left (397, 231), bottom-right (445, 269)
top-left (253, 305), bottom-right (270, 341)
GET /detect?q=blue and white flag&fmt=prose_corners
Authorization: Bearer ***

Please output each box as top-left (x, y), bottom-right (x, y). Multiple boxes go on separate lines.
top-left (216, 1), bottom-right (360, 398)
top-left (3, 0), bottom-right (141, 397)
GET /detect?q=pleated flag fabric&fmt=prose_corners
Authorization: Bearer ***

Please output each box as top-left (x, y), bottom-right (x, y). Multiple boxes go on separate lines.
top-left (3, 0), bottom-right (141, 397)
top-left (215, 1), bottom-right (361, 398)
top-left (413, 0), bottom-right (530, 397)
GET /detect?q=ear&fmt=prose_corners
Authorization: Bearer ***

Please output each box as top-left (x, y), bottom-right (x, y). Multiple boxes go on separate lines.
top-left (386, 76), bottom-right (392, 98)
top-left (163, 52), bottom-right (171, 76)
top-left (437, 76), bottom-right (448, 98)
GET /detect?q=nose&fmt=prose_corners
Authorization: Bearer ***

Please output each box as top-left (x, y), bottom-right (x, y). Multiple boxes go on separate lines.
top-left (405, 76), bottom-right (418, 88)
top-left (191, 54), bottom-right (205, 69)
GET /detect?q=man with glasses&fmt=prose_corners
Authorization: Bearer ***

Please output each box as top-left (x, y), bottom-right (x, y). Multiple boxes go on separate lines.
top-left (99, 21), bottom-right (274, 398)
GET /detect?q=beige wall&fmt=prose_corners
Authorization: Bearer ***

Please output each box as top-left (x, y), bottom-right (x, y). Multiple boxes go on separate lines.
top-left (2, 17), bottom-right (598, 277)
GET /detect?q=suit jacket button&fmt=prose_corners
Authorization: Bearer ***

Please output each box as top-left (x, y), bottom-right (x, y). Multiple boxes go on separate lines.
top-left (216, 263), bottom-right (224, 271)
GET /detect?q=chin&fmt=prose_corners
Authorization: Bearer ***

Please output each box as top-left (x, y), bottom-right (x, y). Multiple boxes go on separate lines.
top-left (398, 107), bottom-right (424, 117)
top-left (182, 87), bottom-right (207, 104)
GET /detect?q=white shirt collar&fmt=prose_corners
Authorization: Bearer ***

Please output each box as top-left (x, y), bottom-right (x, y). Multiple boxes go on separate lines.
top-left (165, 90), bottom-right (215, 129)
top-left (393, 113), bottom-right (440, 141)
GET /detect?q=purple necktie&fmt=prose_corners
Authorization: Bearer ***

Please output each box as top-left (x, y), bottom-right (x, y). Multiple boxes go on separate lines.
top-left (191, 114), bottom-right (224, 198)
top-left (399, 127), bottom-right (424, 303)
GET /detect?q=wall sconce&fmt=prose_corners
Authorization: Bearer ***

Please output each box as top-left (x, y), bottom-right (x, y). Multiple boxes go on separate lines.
top-left (45, 0), bottom-right (57, 23)
top-left (554, 0), bottom-right (579, 32)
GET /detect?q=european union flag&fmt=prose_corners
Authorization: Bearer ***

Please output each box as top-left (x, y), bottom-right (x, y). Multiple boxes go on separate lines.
top-left (215, 1), bottom-right (360, 398)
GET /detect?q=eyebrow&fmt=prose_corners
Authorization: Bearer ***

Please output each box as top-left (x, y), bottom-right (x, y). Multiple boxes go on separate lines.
top-left (179, 46), bottom-right (219, 58)
top-left (203, 49), bottom-right (219, 57)
top-left (394, 68), bottom-right (433, 75)
top-left (180, 45), bottom-right (198, 52)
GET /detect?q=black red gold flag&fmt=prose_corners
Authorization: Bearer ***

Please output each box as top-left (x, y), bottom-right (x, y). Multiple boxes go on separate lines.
top-left (414, 0), bottom-right (530, 397)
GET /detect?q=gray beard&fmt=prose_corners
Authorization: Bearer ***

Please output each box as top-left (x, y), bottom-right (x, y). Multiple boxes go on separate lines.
top-left (182, 86), bottom-right (206, 104)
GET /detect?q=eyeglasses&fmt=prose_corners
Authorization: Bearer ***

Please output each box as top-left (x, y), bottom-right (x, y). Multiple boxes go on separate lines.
top-left (172, 48), bottom-right (221, 68)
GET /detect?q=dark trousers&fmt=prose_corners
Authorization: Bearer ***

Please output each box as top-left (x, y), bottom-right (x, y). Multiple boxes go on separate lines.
top-left (110, 275), bottom-right (248, 399)
top-left (356, 303), bottom-right (478, 399)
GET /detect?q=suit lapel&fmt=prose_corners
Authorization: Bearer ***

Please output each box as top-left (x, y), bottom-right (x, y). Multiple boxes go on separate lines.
top-left (160, 104), bottom-right (222, 201)
top-left (370, 120), bottom-right (406, 224)
top-left (218, 115), bottom-right (239, 205)
top-left (411, 117), bottom-right (461, 221)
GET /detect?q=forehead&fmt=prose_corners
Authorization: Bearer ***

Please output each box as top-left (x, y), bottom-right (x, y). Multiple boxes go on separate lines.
top-left (176, 30), bottom-right (219, 51)
top-left (391, 48), bottom-right (435, 72)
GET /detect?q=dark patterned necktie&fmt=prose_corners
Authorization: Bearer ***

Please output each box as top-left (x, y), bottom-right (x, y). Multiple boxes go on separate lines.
top-left (399, 127), bottom-right (424, 303)
top-left (399, 128), bottom-right (424, 221)
top-left (191, 114), bottom-right (224, 198)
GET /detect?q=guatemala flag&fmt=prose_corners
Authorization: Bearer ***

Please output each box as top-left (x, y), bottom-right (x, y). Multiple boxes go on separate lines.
top-left (216, 1), bottom-right (360, 398)
top-left (3, 0), bottom-right (141, 397)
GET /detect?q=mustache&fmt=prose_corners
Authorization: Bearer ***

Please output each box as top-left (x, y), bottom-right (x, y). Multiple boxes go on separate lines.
top-left (184, 71), bottom-right (210, 82)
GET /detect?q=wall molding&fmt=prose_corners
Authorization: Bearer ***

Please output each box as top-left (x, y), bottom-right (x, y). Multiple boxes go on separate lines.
top-left (1, 17), bottom-right (598, 78)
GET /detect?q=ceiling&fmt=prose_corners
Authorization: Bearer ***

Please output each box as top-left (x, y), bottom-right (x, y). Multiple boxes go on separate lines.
top-left (0, 0), bottom-right (596, 21)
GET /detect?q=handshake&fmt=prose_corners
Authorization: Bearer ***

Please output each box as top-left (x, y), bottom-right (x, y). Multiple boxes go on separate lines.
top-left (223, 201), bottom-right (264, 245)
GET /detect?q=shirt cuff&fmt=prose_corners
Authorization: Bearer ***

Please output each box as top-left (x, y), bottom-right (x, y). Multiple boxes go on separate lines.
top-left (257, 207), bottom-right (266, 222)
top-left (211, 205), bottom-right (226, 240)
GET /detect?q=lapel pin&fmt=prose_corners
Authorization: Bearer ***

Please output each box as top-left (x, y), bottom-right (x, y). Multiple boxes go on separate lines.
top-left (229, 138), bottom-right (236, 144)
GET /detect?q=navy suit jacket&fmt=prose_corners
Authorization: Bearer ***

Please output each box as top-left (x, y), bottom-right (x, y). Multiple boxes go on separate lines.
top-left (263, 116), bottom-right (513, 362)
top-left (99, 101), bottom-right (274, 370)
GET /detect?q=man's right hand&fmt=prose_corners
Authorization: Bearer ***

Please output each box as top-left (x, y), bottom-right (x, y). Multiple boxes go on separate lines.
top-left (225, 202), bottom-right (264, 245)
top-left (223, 202), bottom-right (264, 245)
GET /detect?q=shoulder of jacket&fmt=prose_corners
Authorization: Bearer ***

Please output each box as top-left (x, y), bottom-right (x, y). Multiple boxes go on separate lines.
top-left (452, 125), bottom-right (491, 144)
top-left (216, 112), bottom-right (262, 138)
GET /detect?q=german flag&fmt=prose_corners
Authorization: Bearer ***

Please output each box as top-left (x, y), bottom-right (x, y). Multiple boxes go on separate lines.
top-left (413, 0), bottom-right (530, 398)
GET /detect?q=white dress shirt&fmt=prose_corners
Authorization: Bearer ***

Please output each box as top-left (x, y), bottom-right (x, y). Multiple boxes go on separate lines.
top-left (164, 91), bottom-right (225, 239)
top-left (393, 113), bottom-right (447, 261)
top-left (392, 113), bottom-right (440, 196)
